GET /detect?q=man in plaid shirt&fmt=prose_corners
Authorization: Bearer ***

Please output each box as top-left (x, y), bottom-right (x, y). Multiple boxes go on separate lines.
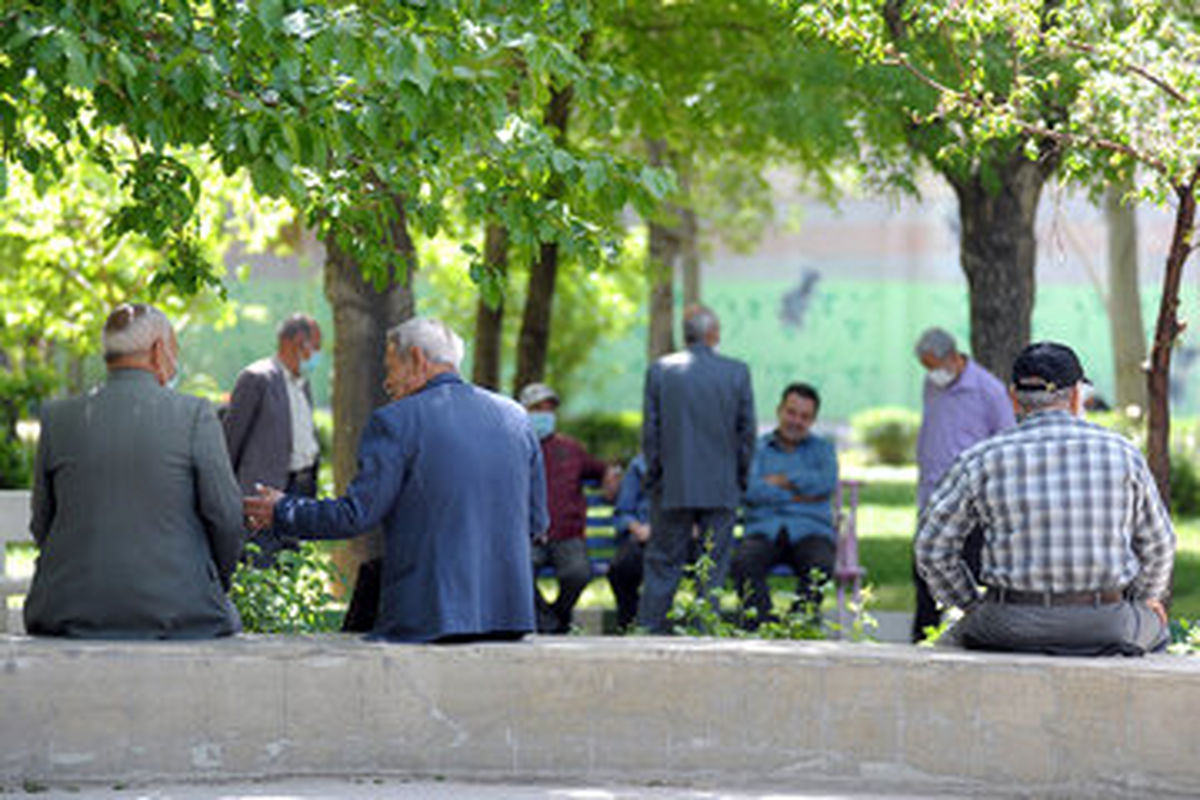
top-left (916, 342), bottom-right (1175, 656)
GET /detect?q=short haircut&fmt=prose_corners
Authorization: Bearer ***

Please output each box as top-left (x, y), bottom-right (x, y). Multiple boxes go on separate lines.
top-left (386, 317), bottom-right (464, 370)
top-left (914, 327), bottom-right (957, 360)
top-left (682, 305), bottom-right (719, 345)
top-left (277, 313), bottom-right (316, 343)
top-left (780, 382), bottom-right (821, 413)
top-left (1013, 386), bottom-right (1074, 414)
top-left (102, 303), bottom-right (172, 362)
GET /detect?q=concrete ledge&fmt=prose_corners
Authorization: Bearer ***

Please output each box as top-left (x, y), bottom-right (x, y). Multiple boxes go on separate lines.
top-left (3, 635), bottom-right (1200, 796)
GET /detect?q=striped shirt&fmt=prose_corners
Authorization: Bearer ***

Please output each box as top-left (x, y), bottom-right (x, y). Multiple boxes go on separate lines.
top-left (915, 410), bottom-right (1175, 610)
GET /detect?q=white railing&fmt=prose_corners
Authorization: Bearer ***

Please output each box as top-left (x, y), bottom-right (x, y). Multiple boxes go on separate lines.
top-left (0, 490), bottom-right (32, 634)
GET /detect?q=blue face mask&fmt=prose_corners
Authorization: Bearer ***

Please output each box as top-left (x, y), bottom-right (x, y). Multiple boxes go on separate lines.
top-left (301, 350), bottom-right (321, 373)
top-left (529, 411), bottom-right (556, 439)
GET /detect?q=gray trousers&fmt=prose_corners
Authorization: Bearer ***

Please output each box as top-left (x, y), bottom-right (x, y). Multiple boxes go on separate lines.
top-left (953, 599), bottom-right (1168, 656)
top-left (637, 505), bottom-right (736, 634)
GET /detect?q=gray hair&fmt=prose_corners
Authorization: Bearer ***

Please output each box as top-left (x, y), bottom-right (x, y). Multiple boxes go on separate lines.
top-left (915, 327), bottom-right (957, 360)
top-left (277, 313), bottom-right (316, 343)
top-left (102, 303), bottom-right (173, 361)
top-left (683, 306), bottom-right (719, 345)
top-left (1013, 386), bottom-right (1074, 414)
top-left (386, 317), bottom-right (464, 369)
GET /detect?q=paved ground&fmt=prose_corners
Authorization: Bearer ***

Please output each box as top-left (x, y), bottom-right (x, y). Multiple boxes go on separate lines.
top-left (8, 777), bottom-right (997, 799)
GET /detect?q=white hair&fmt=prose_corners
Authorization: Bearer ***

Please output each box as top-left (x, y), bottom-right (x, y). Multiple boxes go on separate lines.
top-left (683, 306), bottom-right (719, 345)
top-left (1013, 386), bottom-right (1074, 413)
top-left (915, 327), bottom-right (957, 360)
top-left (102, 304), bottom-right (173, 361)
top-left (386, 317), bottom-right (464, 370)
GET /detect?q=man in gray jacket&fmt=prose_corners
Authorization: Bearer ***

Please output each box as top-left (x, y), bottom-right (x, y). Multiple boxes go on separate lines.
top-left (638, 305), bottom-right (756, 633)
top-left (223, 313), bottom-right (322, 565)
top-left (24, 303), bottom-right (245, 638)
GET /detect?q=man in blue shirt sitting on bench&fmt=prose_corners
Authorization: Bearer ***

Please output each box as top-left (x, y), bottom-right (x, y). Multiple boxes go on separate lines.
top-left (732, 382), bottom-right (839, 629)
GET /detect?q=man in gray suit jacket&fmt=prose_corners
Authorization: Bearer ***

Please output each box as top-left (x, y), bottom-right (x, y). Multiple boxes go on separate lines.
top-left (638, 305), bottom-right (756, 632)
top-left (25, 304), bottom-right (244, 638)
top-left (223, 313), bottom-right (322, 565)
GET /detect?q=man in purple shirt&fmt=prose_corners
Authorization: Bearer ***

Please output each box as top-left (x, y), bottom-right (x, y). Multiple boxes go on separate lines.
top-left (912, 327), bottom-right (1015, 641)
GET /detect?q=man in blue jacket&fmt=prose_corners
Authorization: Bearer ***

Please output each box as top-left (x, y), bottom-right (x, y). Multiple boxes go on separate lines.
top-left (732, 382), bottom-right (839, 628)
top-left (244, 317), bottom-right (548, 643)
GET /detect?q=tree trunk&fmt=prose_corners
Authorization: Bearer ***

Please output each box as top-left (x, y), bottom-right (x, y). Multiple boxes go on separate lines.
top-left (471, 223), bottom-right (508, 391)
top-left (513, 84), bottom-right (572, 395)
top-left (647, 219), bottom-right (679, 361)
top-left (1145, 175), bottom-right (1198, 508)
top-left (1105, 182), bottom-right (1147, 413)
top-left (645, 139), bottom-right (683, 360)
top-left (321, 197), bottom-right (416, 594)
top-left (948, 153), bottom-right (1053, 380)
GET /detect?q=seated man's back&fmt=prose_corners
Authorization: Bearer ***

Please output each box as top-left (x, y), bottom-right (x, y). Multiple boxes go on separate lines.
top-left (26, 304), bottom-right (244, 639)
top-left (916, 342), bottom-right (1174, 656)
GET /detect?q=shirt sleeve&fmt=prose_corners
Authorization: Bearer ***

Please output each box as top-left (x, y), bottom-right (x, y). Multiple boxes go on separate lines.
top-left (786, 439), bottom-right (839, 498)
top-left (915, 457), bottom-right (983, 610)
top-left (1127, 457), bottom-right (1176, 601)
top-left (277, 411), bottom-right (405, 539)
top-left (642, 364), bottom-right (662, 493)
top-left (612, 464), bottom-right (644, 536)
top-left (744, 442), bottom-right (791, 507)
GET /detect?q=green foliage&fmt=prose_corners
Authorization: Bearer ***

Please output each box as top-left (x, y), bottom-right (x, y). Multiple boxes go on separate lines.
top-left (559, 411), bottom-right (642, 464)
top-left (230, 543), bottom-right (343, 633)
top-left (850, 406), bottom-right (920, 465)
top-left (1171, 453), bottom-right (1200, 517)
top-left (0, 434), bottom-right (34, 490)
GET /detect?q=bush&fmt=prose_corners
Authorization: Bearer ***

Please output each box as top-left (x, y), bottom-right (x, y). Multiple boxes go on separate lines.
top-left (0, 434), bottom-right (33, 489)
top-left (850, 406), bottom-right (921, 465)
top-left (560, 410), bottom-right (642, 463)
top-left (1171, 452), bottom-right (1200, 517)
top-left (230, 543), bottom-right (344, 633)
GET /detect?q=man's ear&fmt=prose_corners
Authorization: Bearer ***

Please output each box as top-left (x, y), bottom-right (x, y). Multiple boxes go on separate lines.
top-left (1008, 386), bottom-right (1021, 415)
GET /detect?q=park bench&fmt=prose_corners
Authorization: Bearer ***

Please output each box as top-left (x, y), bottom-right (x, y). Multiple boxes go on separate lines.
top-left (540, 478), bottom-right (866, 628)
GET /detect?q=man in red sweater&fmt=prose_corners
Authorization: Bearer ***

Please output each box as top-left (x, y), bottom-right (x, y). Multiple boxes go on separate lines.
top-left (521, 383), bottom-right (619, 634)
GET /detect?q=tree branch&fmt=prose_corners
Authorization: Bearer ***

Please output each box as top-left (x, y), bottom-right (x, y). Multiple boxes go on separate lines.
top-left (1060, 39), bottom-right (1188, 104)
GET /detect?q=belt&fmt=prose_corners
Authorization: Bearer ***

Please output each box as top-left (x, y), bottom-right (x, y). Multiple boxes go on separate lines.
top-left (986, 587), bottom-right (1124, 607)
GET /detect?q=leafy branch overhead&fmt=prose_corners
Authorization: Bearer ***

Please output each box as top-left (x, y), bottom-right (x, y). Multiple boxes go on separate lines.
top-left (1, 1), bottom-right (673, 294)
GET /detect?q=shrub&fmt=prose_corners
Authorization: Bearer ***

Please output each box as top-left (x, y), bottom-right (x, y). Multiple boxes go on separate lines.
top-left (230, 543), bottom-right (344, 633)
top-left (0, 434), bottom-right (33, 489)
top-left (560, 410), bottom-right (642, 463)
top-left (1171, 452), bottom-right (1200, 517)
top-left (850, 406), bottom-right (921, 465)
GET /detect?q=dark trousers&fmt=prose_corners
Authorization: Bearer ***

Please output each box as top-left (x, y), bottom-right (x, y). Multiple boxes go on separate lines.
top-left (247, 465), bottom-right (317, 567)
top-left (608, 535), bottom-right (701, 631)
top-left (532, 537), bottom-right (591, 634)
top-left (607, 539), bottom-right (646, 631)
top-left (912, 526), bottom-right (984, 642)
top-left (731, 530), bottom-right (836, 629)
top-left (637, 505), bottom-right (736, 634)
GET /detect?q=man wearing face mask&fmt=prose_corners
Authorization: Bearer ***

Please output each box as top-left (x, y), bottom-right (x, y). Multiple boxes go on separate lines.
top-left (912, 326), bottom-right (1014, 642)
top-left (519, 382), bottom-right (620, 634)
top-left (244, 318), bottom-right (547, 642)
top-left (223, 313), bottom-right (323, 565)
top-left (916, 342), bottom-right (1174, 656)
top-left (25, 303), bottom-right (244, 638)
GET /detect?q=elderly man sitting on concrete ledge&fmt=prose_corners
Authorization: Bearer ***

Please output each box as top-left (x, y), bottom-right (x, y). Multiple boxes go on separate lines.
top-left (916, 341), bottom-right (1175, 656)
top-left (244, 317), bottom-right (548, 643)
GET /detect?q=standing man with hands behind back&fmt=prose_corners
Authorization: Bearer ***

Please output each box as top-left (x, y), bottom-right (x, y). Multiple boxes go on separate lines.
top-left (911, 326), bottom-right (1014, 641)
top-left (223, 313), bottom-right (322, 565)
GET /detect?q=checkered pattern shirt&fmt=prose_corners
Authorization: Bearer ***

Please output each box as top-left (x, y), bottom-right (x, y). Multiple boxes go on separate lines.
top-left (915, 410), bottom-right (1175, 610)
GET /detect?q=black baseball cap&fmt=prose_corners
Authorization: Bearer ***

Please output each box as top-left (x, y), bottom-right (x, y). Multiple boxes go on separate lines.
top-left (1011, 342), bottom-right (1086, 392)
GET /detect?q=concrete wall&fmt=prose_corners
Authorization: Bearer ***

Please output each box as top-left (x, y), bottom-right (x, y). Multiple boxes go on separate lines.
top-left (4, 635), bottom-right (1200, 796)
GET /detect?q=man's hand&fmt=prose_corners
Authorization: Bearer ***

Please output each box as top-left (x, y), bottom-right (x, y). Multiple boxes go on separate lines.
top-left (1146, 598), bottom-right (1168, 626)
top-left (630, 521), bottom-right (651, 545)
top-left (243, 484), bottom-right (284, 531)
top-left (764, 473), bottom-right (791, 489)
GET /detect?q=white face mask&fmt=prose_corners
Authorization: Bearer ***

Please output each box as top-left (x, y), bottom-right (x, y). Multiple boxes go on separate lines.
top-left (528, 410), bottom-right (556, 439)
top-left (927, 367), bottom-right (956, 389)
